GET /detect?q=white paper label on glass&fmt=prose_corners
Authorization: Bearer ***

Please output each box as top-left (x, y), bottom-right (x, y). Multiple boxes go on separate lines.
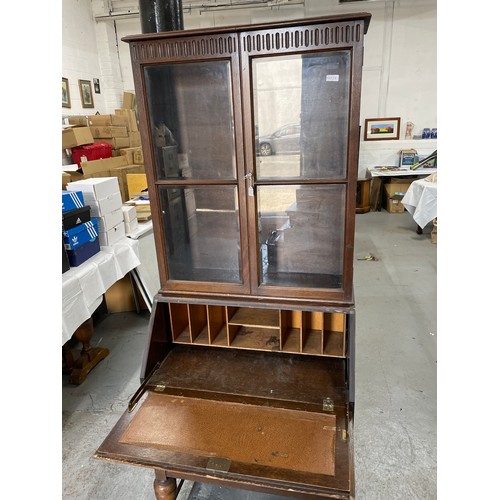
top-left (326, 74), bottom-right (339, 82)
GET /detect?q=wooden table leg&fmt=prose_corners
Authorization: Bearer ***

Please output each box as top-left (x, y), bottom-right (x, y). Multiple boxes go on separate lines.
top-left (416, 225), bottom-right (423, 234)
top-left (154, 470), bottom-right (177, 500)
top-left (63, 318), bottom-right (110, 385)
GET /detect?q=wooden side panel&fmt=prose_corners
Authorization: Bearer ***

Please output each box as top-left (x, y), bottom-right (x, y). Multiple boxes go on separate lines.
top-left (140, 299), bottom-right (172, 381)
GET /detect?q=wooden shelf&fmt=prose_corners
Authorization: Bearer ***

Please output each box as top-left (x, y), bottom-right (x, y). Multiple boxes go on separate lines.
top-left (169, 303), bottom-right (347, 359)
top-left (229, 326), bottom-right (281, 351)
top-left (228, 307), bottom-right (280, 329)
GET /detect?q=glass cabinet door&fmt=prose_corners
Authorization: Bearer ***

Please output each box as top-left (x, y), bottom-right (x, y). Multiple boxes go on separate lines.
top-left (257, 185), bottom-right (345, 289)
top-left (144, 61), bottom-right (237, 181)
top-left (144, 59), bottom-right (245, 287)
top-left (253, 51), bottom-right (351, 181)
top-left (159, 185), bottom-right (242, 283)
top-left (250, 50), bottom-right (352, 293)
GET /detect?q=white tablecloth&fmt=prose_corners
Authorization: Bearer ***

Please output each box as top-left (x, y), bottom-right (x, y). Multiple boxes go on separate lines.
top-left (402, 177), bottom-right (437, 228)
top-left (62, 238), bottom-right (140, 344)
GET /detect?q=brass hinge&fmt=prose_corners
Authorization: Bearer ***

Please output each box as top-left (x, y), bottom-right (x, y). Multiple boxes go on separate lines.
top-left (323, 397), bottom-right (334, 412)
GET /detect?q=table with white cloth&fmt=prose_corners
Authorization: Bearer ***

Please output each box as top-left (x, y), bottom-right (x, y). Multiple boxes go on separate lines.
top-left (402, 177), bottom-right (437, 230)
top-left (62, 237), bottom-right (140, 383)
top-left (366, 167), bottom-right (437, 211)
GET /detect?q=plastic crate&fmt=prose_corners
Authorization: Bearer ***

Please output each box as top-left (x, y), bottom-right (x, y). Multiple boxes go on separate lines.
top-left (71, 142), bottom-right (112, 167)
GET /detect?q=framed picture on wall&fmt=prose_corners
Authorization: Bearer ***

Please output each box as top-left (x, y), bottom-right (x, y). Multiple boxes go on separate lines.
top-left (78, 79), bottom-right (94, 108)
top-left (62, 77), bottom-right (71, 108)
top-left (364, 117), bottom-right (400, 141)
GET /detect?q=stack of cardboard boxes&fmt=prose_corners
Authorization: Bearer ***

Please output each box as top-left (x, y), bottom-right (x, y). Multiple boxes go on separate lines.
top-left (61, 92), bottom-right (149, 277)
top-left (62, 92), bottom-right (146, 204)
top-left (66, 91), bottom-right (140, 154)
top-left (122, 205), bottom-right (138, 235)
top-left (66, 178), bottom-right (126, 247)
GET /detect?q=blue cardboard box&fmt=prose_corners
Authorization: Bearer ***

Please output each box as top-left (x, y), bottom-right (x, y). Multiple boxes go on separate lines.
top-left (62, 190), bottom-right (85, 213)
top-left (67, 237), bottom-right (100, 267)
top-left (63, 218), bottom-right (99, 250)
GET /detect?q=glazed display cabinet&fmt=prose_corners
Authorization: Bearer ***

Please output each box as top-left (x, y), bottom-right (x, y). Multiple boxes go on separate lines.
top-left (96, 12), bottom-right (371, 499)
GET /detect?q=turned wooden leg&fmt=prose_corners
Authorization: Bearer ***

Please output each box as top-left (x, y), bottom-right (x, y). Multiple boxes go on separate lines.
top-left (67, 318), bottom-right (110, 385)
top-left (153, 469), bottom-right (177, 500)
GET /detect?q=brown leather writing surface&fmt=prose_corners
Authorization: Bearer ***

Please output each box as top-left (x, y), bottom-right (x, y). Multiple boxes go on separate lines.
top-left (120, 393), bottom-right (336, 476)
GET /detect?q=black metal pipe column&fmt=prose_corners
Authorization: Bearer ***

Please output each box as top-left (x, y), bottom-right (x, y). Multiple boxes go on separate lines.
top-left (139, 0), bottom-right (184, 33)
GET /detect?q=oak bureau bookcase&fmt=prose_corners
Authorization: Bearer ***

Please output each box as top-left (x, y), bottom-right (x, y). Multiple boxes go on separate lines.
top-left (96, 12), bottom-right (371, 500)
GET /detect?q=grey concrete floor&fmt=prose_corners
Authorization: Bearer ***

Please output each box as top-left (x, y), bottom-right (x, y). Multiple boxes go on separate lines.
top-left (62, 210), bottom-right (436, 499)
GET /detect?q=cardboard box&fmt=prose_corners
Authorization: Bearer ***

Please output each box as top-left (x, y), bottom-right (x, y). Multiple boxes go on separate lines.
top-left (87, 114), bottom-right (129, 128)
top-left (62, 206), bottom-right (91, 231)
top-left (62, 172), bottom-right (72, 190)
top-left (105, 275), bottom-right (140, 313)
top-left (62, 126), bottom-right (94, 149)
top-left (67, 177), bottom-right (121, 202)
top-left (400, 149), bottom-right (418, 168)
top-left (90, 126), bottom-right (128, 139)
top-left (125, 217), bottom-right (139, 235)
top-left (79, 156), bottom-right (129, 176)
top-left (62, 190), bottom-right (84, 213)
top-left (123, 92), bottom-right (135, 110)
top-left (63, 218), bottom-right (99, 250)
top-left (68, 116), bottom-right (89, 126)
top-left (114, 164), bottom-right (145, 201)
top-left (126, 173), bottom-right (148, 198)
top-left (431, 219), bottom-right (437, 244)
top-left (133, 148), bottom-right (144, 164)
top-left (67, 237), bottom-right (100, 267)
top-left (95, 137), bottom-right (130, 150)
top-left (100, 221), bottom-right (126, 246)
top-left (115, 108), bottom-right (138, 132)
top-left (96, 208), bottom-right (124, 233)
top-left (383, 179), bottom-right (413, 213)
top-left (126, 198), bottom-right (151, 221)
top-left (119, 147), bottom-right (143, 165)
top-left (87, 192), bottom-right (123, 217)
top-left (122, 204), bottom-right (137, 223)
top-left (128, 131), bottom-right (141, 147)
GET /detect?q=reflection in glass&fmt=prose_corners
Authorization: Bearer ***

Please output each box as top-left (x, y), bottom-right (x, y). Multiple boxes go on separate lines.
top-left (258, 185), bottom-right (345, 288)
top-left (253, 51), bottom-right (350, 180)
top-left (145, 61), bottom-right (236, 180)
top-left (159, 186), bottom-right (241, 283)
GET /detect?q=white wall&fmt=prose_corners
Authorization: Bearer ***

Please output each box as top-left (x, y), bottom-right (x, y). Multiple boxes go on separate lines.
top-left (62, 0), bottom-right (105, 116)
top-left (63, 0), bottom-right (437, 174)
